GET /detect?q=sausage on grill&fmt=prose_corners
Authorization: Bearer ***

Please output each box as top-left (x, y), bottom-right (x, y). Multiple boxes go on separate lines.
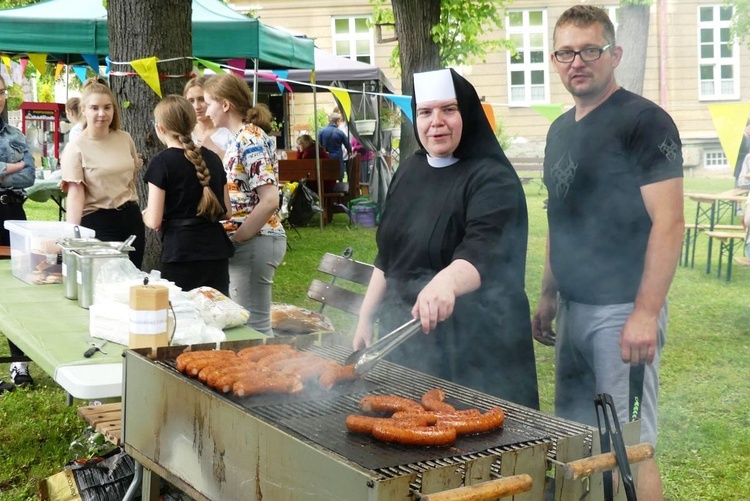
top-left (233, 373), bottom-right (304, 397)
top-left (421, 388), bottom-right (456, 412)
top-left (359, 395), bottom-right (425, 414)
top-left (319, 364), bottom-right (359, 390)
top-left (175, 350), bottom-right (236, 373)
top-left (237, 344), bottom-right (295, 362)
top-left (436, 406), bottom-right (505, 435)
top-left (371, 421), bottom-right (457, 447)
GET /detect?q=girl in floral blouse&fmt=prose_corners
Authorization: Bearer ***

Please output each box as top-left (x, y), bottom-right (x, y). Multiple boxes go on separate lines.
top-left (203, 74), bottom-right (285, 335)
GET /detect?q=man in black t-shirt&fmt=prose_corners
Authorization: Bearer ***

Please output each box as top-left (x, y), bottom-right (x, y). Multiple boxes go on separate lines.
top-left (531, 6), bottom-right (683, 501)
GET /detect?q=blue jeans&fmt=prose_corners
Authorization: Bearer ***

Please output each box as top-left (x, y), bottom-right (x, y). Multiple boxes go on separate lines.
top-left (228, 234), bottom-right (286, 335)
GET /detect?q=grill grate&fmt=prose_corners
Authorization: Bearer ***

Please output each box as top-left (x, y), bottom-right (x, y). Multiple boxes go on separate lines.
top-left (156, 343), bottom-right (591, 480)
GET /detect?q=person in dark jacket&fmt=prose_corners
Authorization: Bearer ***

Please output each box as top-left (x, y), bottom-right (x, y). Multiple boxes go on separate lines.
top-left (352, 68), bottom-right (539, 409)
top-left (317, 113), bottom-right (351, 179)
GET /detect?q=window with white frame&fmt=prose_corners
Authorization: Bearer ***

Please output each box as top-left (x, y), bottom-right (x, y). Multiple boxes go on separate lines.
top-left (698, 5), bottom-right (739, 100)
top-left (332, 16), bottom-right (373, 65)
top-left (506, 9), bottom-right (548, 105)
top-left (704, 149), bottom-right (728, 167)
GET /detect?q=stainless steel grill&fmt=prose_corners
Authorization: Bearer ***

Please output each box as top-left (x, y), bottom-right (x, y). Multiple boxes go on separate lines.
top-left (123, 337), bottom-right (606, 501)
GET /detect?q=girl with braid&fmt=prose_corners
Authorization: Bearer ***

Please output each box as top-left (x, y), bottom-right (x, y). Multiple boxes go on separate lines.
top-left (143, 95), bottom-right (234, 295)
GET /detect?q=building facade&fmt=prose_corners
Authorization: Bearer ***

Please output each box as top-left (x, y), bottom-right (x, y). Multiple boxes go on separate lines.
top-left (231, 0), bottom-right (750, 173)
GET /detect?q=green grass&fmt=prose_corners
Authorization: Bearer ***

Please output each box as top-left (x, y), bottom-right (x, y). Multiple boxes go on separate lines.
top-left (1, 177), bottom-right (749, 500)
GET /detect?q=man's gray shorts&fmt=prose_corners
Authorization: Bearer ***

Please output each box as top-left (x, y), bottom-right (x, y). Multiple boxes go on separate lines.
top-left (555, 299), bottom-right (667, 446)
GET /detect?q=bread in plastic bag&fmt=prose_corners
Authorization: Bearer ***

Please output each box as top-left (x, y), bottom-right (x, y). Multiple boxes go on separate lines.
top-left (187, 286), bottom-right (250, 329)
top-left (270, 303), bottom-right (335, 333)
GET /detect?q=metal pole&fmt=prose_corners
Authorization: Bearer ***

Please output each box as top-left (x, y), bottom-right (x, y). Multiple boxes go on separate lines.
top-left (312, 72), bottom-right (323, 230)
top-left (252, 59), bottom-right (258, 106)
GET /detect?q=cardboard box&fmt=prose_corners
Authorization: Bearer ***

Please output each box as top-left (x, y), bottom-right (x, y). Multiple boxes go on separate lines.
top-left (3, 220), bottom-right (95, 285)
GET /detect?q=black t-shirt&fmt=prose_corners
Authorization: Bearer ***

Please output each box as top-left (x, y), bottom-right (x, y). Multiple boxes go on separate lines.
top-left (144, 147), bottom-right (232, 263)
top-left (543, 88), bottom-right (683, 304)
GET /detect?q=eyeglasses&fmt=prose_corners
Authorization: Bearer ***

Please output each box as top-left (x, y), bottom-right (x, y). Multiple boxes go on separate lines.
top-left (553, 43), bottom-right (612, 63)
top-left (0, 89), bottom-right (7, 98)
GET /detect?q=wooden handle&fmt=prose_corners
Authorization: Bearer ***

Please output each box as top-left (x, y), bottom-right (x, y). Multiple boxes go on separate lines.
top-left (563, 443), bottom-right (655, 480)
top-left (418, 474), bottom-right (532, 501)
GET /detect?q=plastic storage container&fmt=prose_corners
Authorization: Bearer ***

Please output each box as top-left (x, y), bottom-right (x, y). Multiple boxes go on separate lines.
top-left (3, 220), bottom-right (95, 285)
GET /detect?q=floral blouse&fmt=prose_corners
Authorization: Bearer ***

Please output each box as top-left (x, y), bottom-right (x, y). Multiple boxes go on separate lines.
top-left (223, 123), bottom-right (284, 237)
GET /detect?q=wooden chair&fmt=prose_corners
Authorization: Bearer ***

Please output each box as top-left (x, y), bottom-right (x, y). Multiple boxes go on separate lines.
top-left (323, 153), bottom-right (361, 223)
top-left (307, 249), bottom-right (373, 317)
top-left (306, 249), bottom-right (374, 346)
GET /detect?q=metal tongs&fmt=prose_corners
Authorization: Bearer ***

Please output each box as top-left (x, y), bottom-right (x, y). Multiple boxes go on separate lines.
top-left (345, 318), bottom-right (422, 375)
top-left (595, 393), bottom-right (637, 501)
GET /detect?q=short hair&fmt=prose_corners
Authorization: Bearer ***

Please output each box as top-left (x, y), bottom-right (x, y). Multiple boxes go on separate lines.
top-left (553, 5), bottom-right (616, 47)
top-left (328, 112), bottom-right (341, 123)
top-left (81, 77), bottom-right (120, 131)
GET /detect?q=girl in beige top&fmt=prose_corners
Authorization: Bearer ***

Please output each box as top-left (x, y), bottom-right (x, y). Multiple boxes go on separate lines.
top-left (61, 78), bottom-right (145, 268)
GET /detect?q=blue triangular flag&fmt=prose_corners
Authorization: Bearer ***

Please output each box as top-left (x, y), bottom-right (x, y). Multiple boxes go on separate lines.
top-left (384, 94), bottom-right (413, 123)
top-left (273, 69), bottom-right (289, 94)
top-left (105, 55), bottom-right (111, 75)
top-left (81, 54), bottom-right (100, 75)
top-left (72, 65), bottom-right (88, 84)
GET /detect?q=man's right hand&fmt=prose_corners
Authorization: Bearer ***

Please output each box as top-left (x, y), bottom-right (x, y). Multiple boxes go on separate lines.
top-left (532, 295), bottom-right (557, 346)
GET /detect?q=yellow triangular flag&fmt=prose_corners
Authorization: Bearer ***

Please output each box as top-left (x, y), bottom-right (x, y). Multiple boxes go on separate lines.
top-left (330, 88), bottom-right (351, 121)
top-left (28, 53), bottom-right (47, 74)
top-left (131, 56), bottom-right (161, 97)
top-left (1, 56), bottom-right (11, 76)
top-left (708, 103), bottom-right (750, 165)
top-left (54, 61), bottom-right (64, 80)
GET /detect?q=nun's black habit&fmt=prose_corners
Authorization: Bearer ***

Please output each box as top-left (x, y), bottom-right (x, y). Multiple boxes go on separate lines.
top-left (374, 69), bottom-right (539, 409)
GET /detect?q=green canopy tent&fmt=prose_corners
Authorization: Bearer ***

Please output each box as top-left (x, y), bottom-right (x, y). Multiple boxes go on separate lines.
top-left (0, 0), bottom-right (314, 69)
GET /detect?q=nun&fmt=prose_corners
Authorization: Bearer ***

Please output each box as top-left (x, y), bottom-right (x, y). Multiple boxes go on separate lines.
top-left (352, 68), bottom-right (539, 409)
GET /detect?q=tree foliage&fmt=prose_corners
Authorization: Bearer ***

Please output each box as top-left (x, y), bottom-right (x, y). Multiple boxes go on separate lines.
top-left (729, 0), bottom-right (750, 46)
top-left (371, 0), bottom-right (512, 69)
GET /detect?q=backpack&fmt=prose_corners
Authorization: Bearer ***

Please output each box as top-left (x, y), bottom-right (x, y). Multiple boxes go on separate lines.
top-left (287, 180), bottom-right (322, 226)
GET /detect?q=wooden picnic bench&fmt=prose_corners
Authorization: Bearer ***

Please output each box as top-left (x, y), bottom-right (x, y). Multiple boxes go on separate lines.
top-left (77, 402), bottom-right (122, 445)
top-left (508, 156), bottom-right (544, 190)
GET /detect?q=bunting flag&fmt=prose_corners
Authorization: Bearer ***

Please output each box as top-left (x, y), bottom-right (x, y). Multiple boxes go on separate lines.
top-left (273, 70), bottom-right (294, 94)
top-left (384, 94), bottom-right (413, 123)
top-left (531, 103), bottom-right (565, 123)
top-left (20, 58), bottom-right (27, 76)
top-left (482, 103), bottom-right (497, 132)
top-left (54, 61), bottom-right (64, 80)
top-left (82, 54), bottom-right (100, 75)
top-left (329, 88), bottom-right (351, 121)
top-left (130, 56), bottom-right (161, 97)
top-left (105, 56), bottom-right (111, 75)
top-left (195, 57), bottom-right (224, 75)
top-left (708, 103), bottom-right (750, 165)
top-left (311, 70), bottom-right (315, 84)
top-left (226, 58), bottom-right (246, 77)
top-left (72, 65), bottom-right (88, 84)
top-left (28, 53), bottom-right (47, 74)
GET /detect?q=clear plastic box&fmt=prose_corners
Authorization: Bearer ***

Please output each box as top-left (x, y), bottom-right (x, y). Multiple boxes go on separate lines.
top-left (3, 220), bottom-right (95, 285)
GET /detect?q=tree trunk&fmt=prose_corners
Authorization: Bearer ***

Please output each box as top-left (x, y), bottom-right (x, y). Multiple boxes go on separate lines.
top-left (614, 4), bottom-right (650, 96)
top-left (391, 0), bottom-right (441, 158)
top-left (108, 0), bottom-right (192, 271)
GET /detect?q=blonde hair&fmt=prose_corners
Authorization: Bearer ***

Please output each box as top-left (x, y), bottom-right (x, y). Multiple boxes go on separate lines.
top-left (203, 73), bottom-right (273, 133)
top-left (81, 77), bottom-right (120, 131)
top-left (297, 134), bottom-right (314, 150)
top-left (66, 97), bottom-right (81, 121)
top-left (183, 76), bottom-right (207, 96)
top-left (154, 95), bottom-right (224, 220)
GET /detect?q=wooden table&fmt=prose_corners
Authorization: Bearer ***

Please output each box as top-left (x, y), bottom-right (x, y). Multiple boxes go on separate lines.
top-left (684, 190), bottom-right (748, 273)
top-left (0, 260), bottom-right (265, 404)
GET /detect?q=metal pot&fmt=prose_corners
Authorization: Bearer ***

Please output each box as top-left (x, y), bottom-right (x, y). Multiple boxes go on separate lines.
top-left (73, 247), bottom-right (130, 309)
top-left (57, 237), bottom-right (101, 300)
